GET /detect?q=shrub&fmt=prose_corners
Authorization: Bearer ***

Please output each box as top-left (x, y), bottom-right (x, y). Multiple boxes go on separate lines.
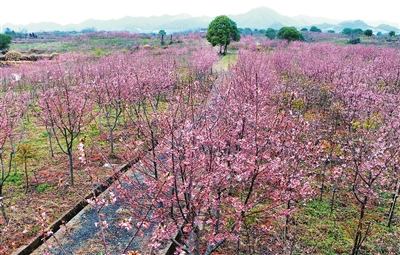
top-left (4, 50), bottom-right (22, 61)
top-left (5, 172), bottom-right (23, 186)
top-left (265, 28), bottom-right (277, 39)
top-left (36, 183), bottom-right (53, 193)
top-left (28, 54), bottom-right (38, 61)
top-left (0, 34), bottom-right (12, 51)
top-left (310, 26), bottom-right (322, 33)
top-left (91, 48), bottom-right (103, 56)
top-left (348, 38), bottom-right (361, 44)
top-left (277, 27), bottom-right (304, 42)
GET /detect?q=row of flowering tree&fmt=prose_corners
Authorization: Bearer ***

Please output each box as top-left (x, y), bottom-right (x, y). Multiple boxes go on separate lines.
top-left (111, 43), bottom-right (400, 254)
top-left (0, 39), bottom-right (219, 252)
top-left (269, 42), bottom-right (400, 254)
top-left (1, 37), bottom-right (400, 254)
top-left (8, 45), bottom-right (214, 185)
top-left (112, 49), bottom-right (319, 254)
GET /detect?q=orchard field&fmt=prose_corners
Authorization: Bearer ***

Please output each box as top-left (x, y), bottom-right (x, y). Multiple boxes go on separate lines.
top-left (1, 31), bottom-right (400, 254)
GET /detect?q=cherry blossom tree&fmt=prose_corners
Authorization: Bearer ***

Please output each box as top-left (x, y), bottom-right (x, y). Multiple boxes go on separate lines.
top-left (89, 53), bottom-right (133, 155)
top-left (34, 55), bottom-right (94, 186)
top-left (0, 90), bottom-right (22, 223)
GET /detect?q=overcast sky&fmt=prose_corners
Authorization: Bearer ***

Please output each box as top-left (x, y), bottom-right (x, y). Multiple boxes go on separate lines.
top-left (1, 0), bottom-right (399, 27)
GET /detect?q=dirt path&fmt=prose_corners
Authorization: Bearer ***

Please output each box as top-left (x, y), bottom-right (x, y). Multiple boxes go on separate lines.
top-left (212, 51), bottom-right (238, 73)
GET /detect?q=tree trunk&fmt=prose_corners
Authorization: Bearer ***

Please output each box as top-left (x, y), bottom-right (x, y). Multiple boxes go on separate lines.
top-left (0, 190), bottom-right (7, 224)
top-left (320, 164), bottom-right (326, 201)
top-left (151, 129), bottom-right (158, 180)
top-left (33, 169), bottom-right (39, 187)
top-left (68, 148), bottom-right (74, 186)
top-left (223, 44), bottom-right (228, 55)
top-left (351, 196), bottom-right (367, 255)
top-left (0, 152), bottom-right (13, 224)
top-left (24, 157), bottom-right (29, 194)
top-left (330, 186), bottom-right (337, 215)
top-left (284, 200), bottom-right (290, 242)
top-left (47, 127), bottom-right (54, 158)
top-left (388, 181), bottom-right (399, 227)
top-left (109, 128), bottom-right (114, 155)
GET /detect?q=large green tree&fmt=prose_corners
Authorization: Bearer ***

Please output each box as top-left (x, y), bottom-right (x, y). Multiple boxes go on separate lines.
top-left (364, 29), bottom-right (373, 37)
top-left (353, 28), bottom-right (363, 35)
top-left (342, 28), bottom-right (353, 35)
top-left (265, 28), bottom-right (277, 40)
top-left (159, 30), bottom-right (166, 45)
top-left (310, 26), bottom-right (322, 33)
top-left (0, 34), bottom-right (12, 51)
top-left (276, 27), bottom-right (304, 42)
top-left (206, 15), bottom-right (240, 55)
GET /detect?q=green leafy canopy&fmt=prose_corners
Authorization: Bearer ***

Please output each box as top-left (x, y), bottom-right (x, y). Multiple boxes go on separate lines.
top-left (206, 15), bottom-right (240, 55)
top-left (0, 34), bottom-right (12, 50)
top-left (276, 27), bottom-right (304, 42)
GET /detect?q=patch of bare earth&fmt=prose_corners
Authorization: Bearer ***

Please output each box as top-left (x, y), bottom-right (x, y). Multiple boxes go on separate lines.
top-left (1, 152), bottom-right (118, 254)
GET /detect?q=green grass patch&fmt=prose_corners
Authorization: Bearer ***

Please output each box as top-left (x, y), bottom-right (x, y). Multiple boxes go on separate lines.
top-left (36, 183), bottom-right (55, 193)
top-left (295, 199), bottom-right (353, 253)
top-left (213, 51), bottom-right (238, 72)
top-left (303, 199), bottom-right (332, 217)
top-left (27, 225), bottom-right (41, 237)
top-left (5, 172), bottom-right (23, 186)
top-left (87, 122), bottom-right (101, 137)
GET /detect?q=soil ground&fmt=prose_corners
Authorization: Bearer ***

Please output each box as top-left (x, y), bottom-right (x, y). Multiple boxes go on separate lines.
top-left (2, 152), bottom-right (119, 254)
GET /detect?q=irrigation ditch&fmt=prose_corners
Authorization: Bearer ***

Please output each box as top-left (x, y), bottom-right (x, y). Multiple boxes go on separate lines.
top-left (13, 157), bottom-right (177, 255)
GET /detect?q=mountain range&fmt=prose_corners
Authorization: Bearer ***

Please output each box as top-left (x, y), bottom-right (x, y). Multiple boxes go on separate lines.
top-left (3, 7), bottom-right (399, 34)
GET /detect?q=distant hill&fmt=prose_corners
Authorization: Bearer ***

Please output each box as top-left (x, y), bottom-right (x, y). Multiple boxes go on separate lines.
top-left (328, 20), bottom-right (400, 34)
top-left (2, 7), bottom-right (399, 34)
top-left (228, 7), bottom-right (296, 29)
top-left (292, 15), bottom-right (340, 28)
top-left (376, 24), bottom-right (400, 33)
top-left (335, 20), bottom-right (371, 31)
top-left (3, 15), bottom-right (207, 34)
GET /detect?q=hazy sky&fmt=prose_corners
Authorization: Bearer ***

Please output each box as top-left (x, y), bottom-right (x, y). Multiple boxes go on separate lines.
top-left (1, 0), bottom-right (399, 27)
